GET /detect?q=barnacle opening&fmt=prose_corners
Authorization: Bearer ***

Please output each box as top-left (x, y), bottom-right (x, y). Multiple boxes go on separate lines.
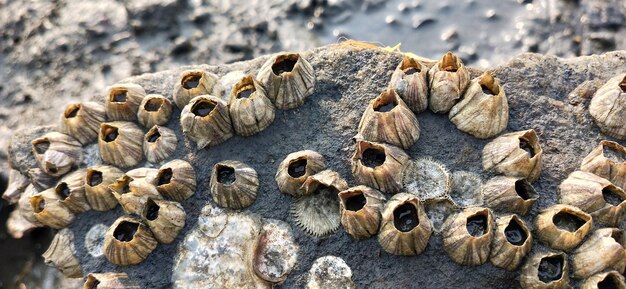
top-left (109, 89), bottom-right (128, 103)
top-left (514, 179), bottom-right (536, 200)
top-left (620, 75), bottom-right (626, 93)
top-left (191, 99), bottom-right (216, 117)
top-left (157, 168), bottom-right (173, 186)
top-left (466, 211), bottom-right (488, 237)
top-left (288, 158), bottom-right (308, 178)
top-left (359, 142), bottom-right (386, 168)
top-left (342, 191), bottom-right (367, 212)
top-left (552, 211), bottom-right (586, 232)
top-left (114, 175), bottom-right (133, 194)
top-left (610, 230), bottom-right (626, 247)
top-left (272, 54), bottom-right (299, 75)
top-left (440, 52), bottom-right (459, 72)
top-left (86, 169), bottom-right (103, 187)
top-left (100, 124), bottom-right (119, 143)
top-left (144, 98), bottom-right (164, 112)
top-left (64, 104), bottom-right (81, 118)
top-left (55, 182), bottom-right (71, 200)
top-left (479, 72), bottom-right (499, 95)
top-left (235, 76), bottom-right (256, 99)
top-left (113, 220), bottom-right (139, 242)
top-left (537, 255), bottom-right (564, 283)
top-left (602, 141), bottom-right (626, 163)
top-left (216, 164), bottom-right (236, 185)
top-left (519, 137), bottom-right (536, 158)
top-left (31, 195), bottom-right (46, 213)
top-left (84, 275), bottom-right (101, 289)
top-left (144, 199), bottom-right (160, 221)
top-left (32, 139), bottom-right (50, 155)
top-left (598, 273), bottom-right (621, 289)
top-left (399, 57), bottom-right (422, 75)
top-left (182, 72), bottom-right (202, 90)
top-left (505, 216), bottom-right (528, 246)
top-left (393, 202), bottom-right (419, 232)
top-left (146, 127), bottom-right (161, 143)
top-left (603, 185), bottom-right (625, 207)
top-left (373, 90), bottom-right (398, 112)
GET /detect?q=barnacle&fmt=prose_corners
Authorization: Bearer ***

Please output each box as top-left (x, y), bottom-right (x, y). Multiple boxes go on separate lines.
top-left (483, 176), bottom-right (538, 215)
top-left (482, 129), bottom-right (543, 182)
top-left (424, 197), bottom-right (459, 234)
top-left (257, 52), bottom-right (315, 110)
top-left (54, 169), bottom-right (90, 213)
top-left (253, 220), bottom-right (300, 284)
top-left (31, 132), bottom-right (83, 176)
top-left (403, 157), bottom-right (451, 200)
top-left (571, 228), bottom-right (626, 279)
top-left (589, 74), bottom-right (626, 139)
top-left (351, 139), bottom-right (410, 194)
top-left (389, 56), bottom-right (429, 113)
top-left (105, 83), bottom-right (146, 121)
top-left (98, 122), bottom-right (144, 168)
top-left (109, 174), bottom-right (162, 215)
top-left (173, 69), bottom-right (221, 109)
top-left (143, 125), bottom-right (177, 163)
top-left (58, 102), bottom-right (106, 145)
top-left (535, 204), bottom-right (592, 251)
top-left (103, 215), bottom-right (158, 266)
top-left (378, 193), bottom-right (432, 255)
top-left (339, 186), bottom-right (386, 239)
top-left (427, 51), bottom-right (470, 113)
top-left (27, 168), bottom-right (58, 191)
top-left (84, 273), bottom-right (140, 289)
top-left (30, 188), bottom-right (75, 229)
top-left (306, 256), bottom-right (356, 289)
top-left (2, 169), bottom-right (30, 204)
top-left (84, 165), bottom-right (124, 211)
top-left (42, 228), bottom-right (82, 278)
top-left (180, 95), bottom-right (233, 149)
top-left (520, 251), bottom-right (570, 289)
top-left (210, 160), bottom-right (259, 209)
top-left (449, 171), bottom-right (483, 208)
top-left (581, 271), bottom-right (626, 289)
top-left (442, 207), bottom-right (494, 266)
top-left (489, 214), bottom-right (533, 271)
top-left (137, 94), bottom-right (173, 128)
top-left (17, 185), bottom-right (43, 226)
top-left (153, 159), bottom-right (197, 202)
top-left (141, 198), bottom-right (186, 244)
top-left (228, 75), bottom-right (276, 136)
top-left (580, 140), bottom-right (626, 191)
top-left (276, 150), bottom-right (327, 197)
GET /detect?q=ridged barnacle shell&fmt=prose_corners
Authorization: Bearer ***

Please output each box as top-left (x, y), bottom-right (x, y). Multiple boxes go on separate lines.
top-left (378, 193), bottom-right (432, 255)
top-left (276, 150), bottom-right (327, 197)
top-left (27, 168), bottom-right (58, 191)
top-left (143, 125), bottom-right (177, 163)
top-left (98, 122), bottom-right (144, 168)
top-left (357, 88), bottom-right (420, 149)
top-left (558, 170), bottom-right (626, 226)
top-left (31, 132), bottom-right (83, 177)
top-left (153, 159), bottom-right (196, 201)
top-left (180, 95), bottom-right (233, 149)
top-left (84, 165), bottom-right (124, 211)
top-left (3, 169), bottom-right (30, 204)
top-left (126, 167), bottom-right (158, 181)
top-left (172, 69), bottom-right (221, 109)
top-left (580, 140), bottom-right (626, 191)
top-left (209, 160), bottom-right (259, 209)
top-left (58, 102), bottom-right (106, 145)
top-left (388, 56), bottom-right (429, 113)
top-left (520, 251), bottom-right (571, 289)
top-left (18, 185), bottom-right (43, 225)
top-left (427, 51), bottom-right (470, 113)
top-left (351, 139), bottom-right (410, 194)
top-left (442, 207), bottom-right (494, 266)
top-left (489, 214), bottom-right (533, 271)
top-left (109, 174), bottom-right (162, 215)
top-left (228, 75), bottom-right (276, 136)
top-left (103, 215), bottom-right (158, 266)
top-left (482, 129), bottom-right (543, 182)
top-left (292, 170), bottom-right (348, 237)
top-left (54, 169), bottom-right (90, 213)
top-left (589, 74), bottom-right (626, 139)
top-left (137, 94), bottom-right (173, 128)
top-left (42, 228), bottom-right (82, 278)
top-left (339, 186), bottom-right (386, 239)
top-left (571, 228), bottom-right (626, 279)
top-left (535, 204), bottom-right (592, 251)
top-left (257, 52), bottom-right (315, 110)
top-left (403, 157), bottom-right (451, 200)
top-left (30, 188), bottom-right (75, 229)
top-left (581, 271), bottom-right (626, 289)
top-left (483, 176), bottom-right (538, 215)
top-left (84, 273), bottom-right (140, 289)
top-left (105, 83), bottom-right (146, 121)
top-left (141, 198), bottom-right (186, 244)
top-left (449, 171), bottom-right (483, 208)
top-left (449, 72), bottom-right (509, 139)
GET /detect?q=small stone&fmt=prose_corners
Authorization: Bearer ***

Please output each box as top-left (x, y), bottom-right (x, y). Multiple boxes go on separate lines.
top-left (307, 256), bottom-right (355, 289)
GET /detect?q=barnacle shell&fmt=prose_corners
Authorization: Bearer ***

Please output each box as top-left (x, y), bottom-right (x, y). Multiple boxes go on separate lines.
top-left (27, 168), bottom-right (58, 191)
top-left (109, 174), bottom-right (162, 215)
top-left (589, 74), bottom-right (626, 139)
top-left (18, 185), bottom-right (43, 225)
top-left (442, 207), bottom-right (494, 266)
top-left (580, 140), bottom-right (626, 191)
top-left (571, 228), bottom-right (626, 279)
top-left (483, 176), bottom-right (538, 215)
top-left (105, 83), bottom-right (146, 121)
top-left (489, 214), bottom-right (533, 271)
top-left (520, 251), bottom-right (571, 289)
top-left (180, 95), bottom-right (233, 149)
top-left (482, 129), bottom-right (543, 182)
top-left (143, 125), bottom-right (177, 163)
top-left (352, 140), bottom-right (410, 194)
top-left (84, 165), bottom-right (124, 211)
top-left (2, 168), bottom-right (30, 204)
top-left (449, 72), bottom-right (509, 139)
top-left (276, 150), bottom-right (327, 197)
top-left (535, 204), bottom-right (592, 251)
top-left (427, 51), bottom-right (470, 113)
top-left (31, 131), bottom-right (83, 176)
top-left (449, 171), bottom-right (483, 208)
top-left (257, 52), bottom-right (315, 110)
top-left (54, 169), bottom-right (90, 213)
top-left (210, 160), bottom-right (259, 209)
top-left (253, 220), bottom-right (299, 284)
top-left (339, 186), bottom-right (386, 239)
top-left (42, 228), bottom-right (82, 278)
top-left (153, 159), bottom-right (196, 201)
top-left (425, 197), bottom-right (459, 234)
top-left (84, 273), bottom-right (140, 289)
top-left (126, 167), bottom-right (158, 181)
top-left (389, 56), bottom-right (429, 113)
top-left (98, 122), bottom-right (144, 168)
top-left (403, 157), bottom-right (451, 200)
top-left (378, 193), bottom-right (432, 255)
top-left (141, 198), bottom-right (186, 244)
top-left (306, 256), bottom-right (356, 289)
top-left (228, 75), bottom-right (276, 136)
top-left (30, 188), bottom-right (75, 229)
top-left (581, 271), bottom-right (626, 289)
top-left (137, 94), bottom-right (173, 128)
top-left (357, 88), bottom-right (420, 149)
top-left (172, 69), bottom-right (221, 109)
top-left (103, 215), bottom-right (158, 266)
top-left (59, 102), bottom-right (106, 145)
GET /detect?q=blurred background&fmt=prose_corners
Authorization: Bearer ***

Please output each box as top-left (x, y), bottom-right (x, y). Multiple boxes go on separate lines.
top-left (0, 0), bottom-right (624, 288)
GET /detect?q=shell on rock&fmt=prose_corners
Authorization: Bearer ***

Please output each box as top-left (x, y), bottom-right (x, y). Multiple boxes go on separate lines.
top-left (18, 185), bottom-right (43, 226)
top-left (105, 83), bottom-right (146, 121)
top-left (482, 129), bottom-right (543, 182)
top-left (84, 165), bottom-right (124, 211)
top-left (143, 125), bottom-right (177, 163)
top-left (228, 74), bottom-right (276, 136)
top-left (442, 206), bottom-right (494, 266)
top-left (483, 176), bottom-right (538, 215)
top-left (84, 273), bottom-right (140, 289)
top-left (172, 69), bottom-right (221, 109)
top-left (571, 228), bottom-right (626, 279)
top-left (54, 169), bottom-right (90, 213)
top-left (580, 140), bottom-right (626, 191)
top-left (180, 95), bottom-right (233, 149)
top-left (489, 214), bottom-right (533, 271)
top-left (520, 251), bottom-right (571, 289)
top-left (403, 157), bottom-right (451, 200)
top-left (534, 204), bottom-right (592, 251)
top-left (276, 150), bottom-right (327, 197)
top-left (42, 228), bottom-right (82, 278)
top-left (98, 121), bottom-right (144, 168)
top-left (2, 169), bottom-right (30, 204)
top-left (58, 102), bottom-right (106, 145)
top-left (256, 52), bottom-right (315, 110)
top-left (351, 139), bottom-right (410, 194)
top-left (389, 56), bottom-right (429, 113)
top-left (210, 160), bottom-right (259, 209)
top-left (306, 256), bottom-right (355, 289)
top-left (580, 271), bottom-right (626, 289)
top-left (589, 74), bottom-right (626, 139)
top-left (378, 193), bottom-right (432, 256)
top-left (153, 159), bottom-right (196, 202)
top-left (427, 51), bottom-right (470, 113)
top-left (425, 197), bottom-right (459, 234)
top-left (30, 188), bottom-right (75, 229)
top-left (109, 174), bottom-right (162, 215)
top-left (137, 94), bottom-right (173, 128)
top-left (339, 186), bottom-right (386, 239)
top-left (103, 215), bottom-right (158, 266)
top-left (141, 198), bottom-right (186, 244)
top-left (449, 171), bottom-right (483, 208)
top-left (31, 132), bottom-right (83, 177)
top-left (252, 220), bottom-right (300, 285)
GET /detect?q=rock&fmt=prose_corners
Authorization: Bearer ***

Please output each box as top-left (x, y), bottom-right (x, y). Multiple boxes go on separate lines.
top-left (306, 256), bottom-right (355, 289)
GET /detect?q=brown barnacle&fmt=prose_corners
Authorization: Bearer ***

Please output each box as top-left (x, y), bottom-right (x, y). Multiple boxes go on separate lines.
top-left (54, 169), bottom-right (91, 213)
top-left (31, 132), bottom-right (83, 177)
top-left (153, 159), bottom-right (196, 202)
top-left (449, 72), bottom-right (509, 139)
top-left (42, 228), bottom-right (82, 278)
top-left (389, 56), bottom-right (429, 113)
top-left (275, 150), bottom-right (327, 197)
top-left (109, 174), bottom-right (162, 215)
top-left (84, 166), bottom-right (124, 211)
top-left (27, 168), bottom-right (58, 191)
top-left (30, 188), bottom-right (75, 229)
top-left (520, 251), bottom-right (571, 289)
top-left (357, 88), bottom-right (421, 149)
top-left (489, 214), bottom-right (533, 271)
top-left (2, 169), bottom-right (30, 204)
top-left (228, 75), bottom-right (276, 136)
top-left (256, 52), bottom-right (316, 110)
top-left (571, 228), bottom-right (626, 279)
top-left (580, 140), bottom-right (626, 191)
top-left (534, 204), bottom-right (592, 251)
top-left (427, 51), bottom-right (470, 114)
top-left (103, 216), bottom-right (158, 266)
top-left (209, 160), bottom-right (259, 209)
top-left (143, 125), bottom-right (177, 163)
top-left (442, 207), bottom-right (494, 266)
top-left (98, 122), bottom-right (144, 168)
top-left (558, 170), bottom-right (626, 226)
top-left (137, 94), bottom-right (173, 128)
top-left (377, 193), bottom-right (432, 255)
top-left (59, 102), bottom-right (106, 145)
top-left (126, 167), bottom-right (159, 181)
top-left (17, 185), bottom-right (43, 226)
top-left (339, 186), bottom-right (386, 239)
top-left (589, 74), bottom-right (626, 139)
top-left (84, 273), bottom-right (140, 289)
top-left (483, 176), bottom-right (538, 215)
top-left (105, 83), bottom-right (146, 121)
top-left (172, 69), bottom-right (221, 109)
top-left (140, 198), bottom-right (186, 244)
top-left (180, 95), bottom-right (233, 149)
top-left (351, 140), bottom-right (410, 194)
top-left (581, 271), bottom-right (626, 289)
top-left (482, 129), bottom-right (543, 182)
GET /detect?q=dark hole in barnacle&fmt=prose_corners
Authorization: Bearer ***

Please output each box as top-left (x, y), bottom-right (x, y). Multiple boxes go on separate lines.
top-left (603, 143), bottom-right (626, 163)
top-left (620, 75), bottom-right (626, 93)
top-left (237, 85), bottom-right (255, 99)
top-left (537, 255), bottom-right (564, 283)
top-left (113, 221), bottom-right (139, 242)
top-left (33, 140), bottom-right (50, 154)
top-left (182, 74), bottom-right (201, 89)
top-left (598, 274), bottom-right (620, 289)
top-left (147, 129), bottom-right (161, 143)
top-left (101, 125), bottom-right (119, 142)
top-left (393, 203), bottom-right (419, 232)
top-left (191, 100), bottom-right (215, 117)
top-left (144, 98), bottom-right (163, 112)
top-left (48, 166), bottom-right (58, 174)
top-left (373, 94), bottom-right (397, 112)
top-left (505, 218), bottom-right (528, 246)
top-left (217, 165), bottom-right (236, 185)
top-left (87, 170), bottom-right (103, 187)
top-left (288, 158), bottom-right (307, 178)
top-left (362, 147), bottom-right (386, 168)
top-left (345, 192), bottom-right (367, 212)
top-left (32, 197), bottom-right (45, 213)
top-left (157, 168), bottom-right (173, 186)
top-left (603, 186), bottom-right (625, 207)
top-left (610, 230), bottom-right (625, 248)
top-left (272, 54), bottom-right (298, 75)
top-left (466, 213), bottom-right (488, 237)
top-left (144, 199), bottom-right (160, 221)
top-left (400, 58), bottom-right (421, 75)
top-left (404, 68), bottom-right (418, 75)
top-left (64, 104), bottom-right (80, 118)
top-left (519, 137), bottom-right (536, 158)
top-left (55, 182), bottom-right (71, 200)
top-left (553, 211), bottom-right (586, 232)
top-left (515, 179), bottom-right (536, 200)
top-left (110, 90), bottom-right (127, 103)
